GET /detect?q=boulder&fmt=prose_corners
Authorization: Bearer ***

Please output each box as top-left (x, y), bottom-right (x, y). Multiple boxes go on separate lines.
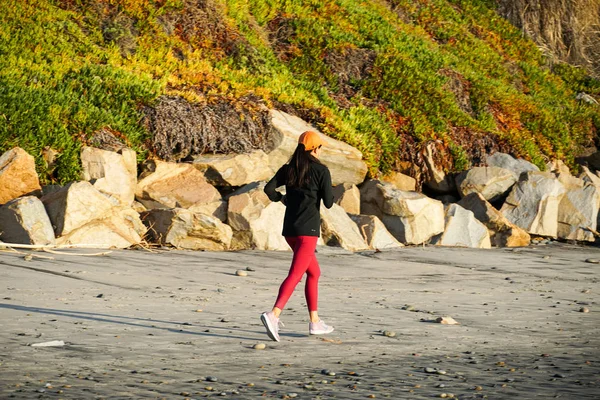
top-left (458, 192), bottom-right (530, 247)
top-left (422, 143), bottom-right (455, 194)
top-left (193, 151), bottom-right (272, 187)
top-left (500, 172), bottom-right (566, 237)
top-left (56, 206), bottom-right (146, 249)
top-left (81, 146), bottom-right (136, 205)
top-left (381, 171), bottom-right (416, 191)
top-left (136, 160), bottom-right (221, 209)
top-left (455, 166), bottom-right (516, 202)
top-left (332, 183), bottom-right (360, 215)
top-left (547, 159), bottom-right (571, 175)
top-left (268, 110), bottom-right (368, 185)
top-left (0, 147), bottom-right (41, 204)
top-left (350, 214), bottom-right (403, 250)
top-left (580, 166), bottom-right (600, 188)
top-left (557, 183), bottom-right (600, 242)
top-left (431, 204), bottom-right (491, 248)
top-left (0, 196), bottom-right (55, 245)
top-left (42, 181), bottom-right (115, 236)
top-left (188, 200), bottom-right (228, 222)
top-left (486, 152), bottom-right (539, 179)
top-left (360, 179), bottom-right (445, 244)
top-left (227, 182), bottom-right (288, 250)
top-left (141, 208), bottom-right (232, 251)
top-left (320, 204), bottom-right (369, 251)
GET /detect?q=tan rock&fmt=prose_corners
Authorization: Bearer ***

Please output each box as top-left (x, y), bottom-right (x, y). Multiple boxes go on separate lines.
top-left (501, 172), bottom-right (566, 238)
top-left (458, 192), bottom-right (530, 247)
top-left (42, 181), bottom-right (115, 236)
top-left (227, 182), bottom-right (288, 250)
top-left (431, 204), bottom-right (491, 248)
top-left (360, 180), bottom-right (445, 244)
top-left (422, 143), bottom-right (455, 194)
top-left (332, 183), bottom-right (360, 215)
top-left (380, 171), bottom-right (416, 191)
top-left (57, 207), bottom-right (146, 249)
top-left (557, 183), bottom-right (600, 242)
top-left (580, 166), bottom-right (600, 188)
top-left (193, 151), bottom-right (272, 187)
top-left (435, 316), bottom-right (459, 325)
top-left (0, 196), bottom-right (55, 245)
top-left (81, 146), bottom-right (136, 206)
top-left (141, 208), bottom-right (232, 251)
top-left (136, 160), bottom-right (221, 209)
top-left (321, 204), bottom-right (369, 251)
top-left (188, 200), bottom-right (228, 222)
top-left (350, 214), bottom-right (403, 250)
top-left (0, 147), bottom-right (41, 204)
top-left (268, 110), bottom-right (368, 185)
top-left (455, 166), bottom-right (516, 202)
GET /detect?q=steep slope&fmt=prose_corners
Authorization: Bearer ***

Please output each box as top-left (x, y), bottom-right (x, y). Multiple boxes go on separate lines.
top-left (0, 0), bottom-right (598, 185)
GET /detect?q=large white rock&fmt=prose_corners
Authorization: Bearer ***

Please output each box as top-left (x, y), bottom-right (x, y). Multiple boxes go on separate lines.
top-left (321, 204), bottom-right (369, 251)
top-left (486, 152), bottom-right (539, 179)
top-left (268, 110), bottom-right (368, 185)
top-left (0, 147), bottom-right (41, 204)
top-left (350, 214), bottom-right (403, 250)
top-left (42, 181), bottom-right (115, 236)
top-left (56, 207), bottom-right (146, 249)
top-left (227, 182), bottom-right (288, 250)
top-left (193, 151), bottom-right (272, 187)
top-left (360, 179), bottom-right (445, 244)
top-left (141, 208), bottom-right (232, 251)
top-left (458, 192), bottom-right (530, 247)
top-left (81, 146), bottom-right (137, 206)
top-left (332, 183), bottom-right (360, 215)
top-left (557, 183), bottom-right (600, 242)
top-left (432, 204), bottom-right (491, 248)
top-left (136, 160), bottom-right (221, 209)
top-left (500, 172), bottom-right (566, 237)
top-left (455, 166), bottom-right (516, 202)
top-left (0, 196), bottom-right (55, 245)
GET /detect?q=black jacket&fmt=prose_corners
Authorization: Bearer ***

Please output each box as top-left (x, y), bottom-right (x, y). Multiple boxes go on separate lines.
top-left (264, 162), bottom-right (334, 237)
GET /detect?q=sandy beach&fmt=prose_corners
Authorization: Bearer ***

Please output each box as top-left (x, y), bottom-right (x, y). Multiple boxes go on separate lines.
top-left (1, 243), bottom-right (599, 399)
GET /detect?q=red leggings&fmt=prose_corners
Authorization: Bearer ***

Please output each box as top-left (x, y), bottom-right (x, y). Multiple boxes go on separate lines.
top-left (274, 236), bottom-right (320, 312)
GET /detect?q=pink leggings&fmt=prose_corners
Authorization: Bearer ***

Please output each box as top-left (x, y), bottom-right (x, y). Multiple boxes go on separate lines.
top-left (274, 236), bottom-right (320, 312)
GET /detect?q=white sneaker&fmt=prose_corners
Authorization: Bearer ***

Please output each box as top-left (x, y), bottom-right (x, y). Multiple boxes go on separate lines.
top-left (309, 320), bottom-right (334, 335)
top-left (260, 312), bottom-right (282, 342)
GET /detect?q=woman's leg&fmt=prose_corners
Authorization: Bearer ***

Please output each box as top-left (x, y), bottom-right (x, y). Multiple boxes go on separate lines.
top-left (305, 250), bottom-right (321, 322)
top-left (273, 236), bottom-right (318, 313)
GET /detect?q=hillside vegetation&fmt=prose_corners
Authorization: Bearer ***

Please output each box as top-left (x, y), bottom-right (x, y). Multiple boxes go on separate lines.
top-left (1, 0), bottom-right (599, 185)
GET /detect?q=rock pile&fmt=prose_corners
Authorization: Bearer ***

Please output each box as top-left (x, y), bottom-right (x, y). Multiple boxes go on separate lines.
top-left (1, 111), bottom-right (598, 251)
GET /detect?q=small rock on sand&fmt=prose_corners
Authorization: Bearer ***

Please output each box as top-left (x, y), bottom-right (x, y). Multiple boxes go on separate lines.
top-left (383, 330), bottom-right (396, 337)
top-left (585, 258), bottom-right (600, 264)
top-left (253, 343), bottom-right (266, 350)
top-left (235, 270), bottom-right (248, 276)
top-left (435, 316), bottom-right (459, 325)
top-left (579, 307), bottom-right (590, 313)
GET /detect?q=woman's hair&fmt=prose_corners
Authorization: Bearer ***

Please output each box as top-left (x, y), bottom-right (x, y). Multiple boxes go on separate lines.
top-left (286, 144), bottom-right (321, 188)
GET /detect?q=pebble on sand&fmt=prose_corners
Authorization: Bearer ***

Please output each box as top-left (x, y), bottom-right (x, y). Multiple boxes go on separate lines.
top-left (253, 343), bottom-right (267, 350)
top-left (383, 330), bottom-right (396, 337)
top-left (585, 258), bottom-right (600, 264)
top-left (435, 316), bottom-right (459, 325)
top-left (579, 307), bottom-right (590, 313)
top-left (236, 270), bottom-right (248, 277)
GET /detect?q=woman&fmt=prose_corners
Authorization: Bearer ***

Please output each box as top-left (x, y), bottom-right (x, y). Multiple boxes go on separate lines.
top-left (261, 130), bottom-right (335, 342)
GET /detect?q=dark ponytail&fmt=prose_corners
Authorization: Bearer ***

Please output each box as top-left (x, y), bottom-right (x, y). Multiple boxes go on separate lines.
top-left (286, 144), bottom-right (321, 188)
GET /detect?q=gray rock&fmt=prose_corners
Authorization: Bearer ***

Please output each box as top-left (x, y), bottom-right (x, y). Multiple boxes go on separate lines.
top-left (455, 166), bottom-right (516, 202)
top-left (486, 152), bottom-right (539, 180)
top-left (0, 196), bottom-right (55, 245)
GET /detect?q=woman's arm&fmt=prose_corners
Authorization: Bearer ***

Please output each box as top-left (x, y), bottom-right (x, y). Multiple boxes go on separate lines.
top-left (320, 167), bottom-right (334, 209)
top-left (264, 166), bottom-right (285, 203)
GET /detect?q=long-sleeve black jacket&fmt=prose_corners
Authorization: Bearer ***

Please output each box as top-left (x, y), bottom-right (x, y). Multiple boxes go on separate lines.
top-left (264, 162), bottom-right (334, 237)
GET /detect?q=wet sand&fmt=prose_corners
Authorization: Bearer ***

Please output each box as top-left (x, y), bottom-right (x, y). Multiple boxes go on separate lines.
top-left (0, 243), bottom-right (599, 399)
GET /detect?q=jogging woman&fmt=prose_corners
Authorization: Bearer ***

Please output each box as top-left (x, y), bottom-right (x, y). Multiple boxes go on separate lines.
top-left (260, 130), bottom-right (335, 342)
